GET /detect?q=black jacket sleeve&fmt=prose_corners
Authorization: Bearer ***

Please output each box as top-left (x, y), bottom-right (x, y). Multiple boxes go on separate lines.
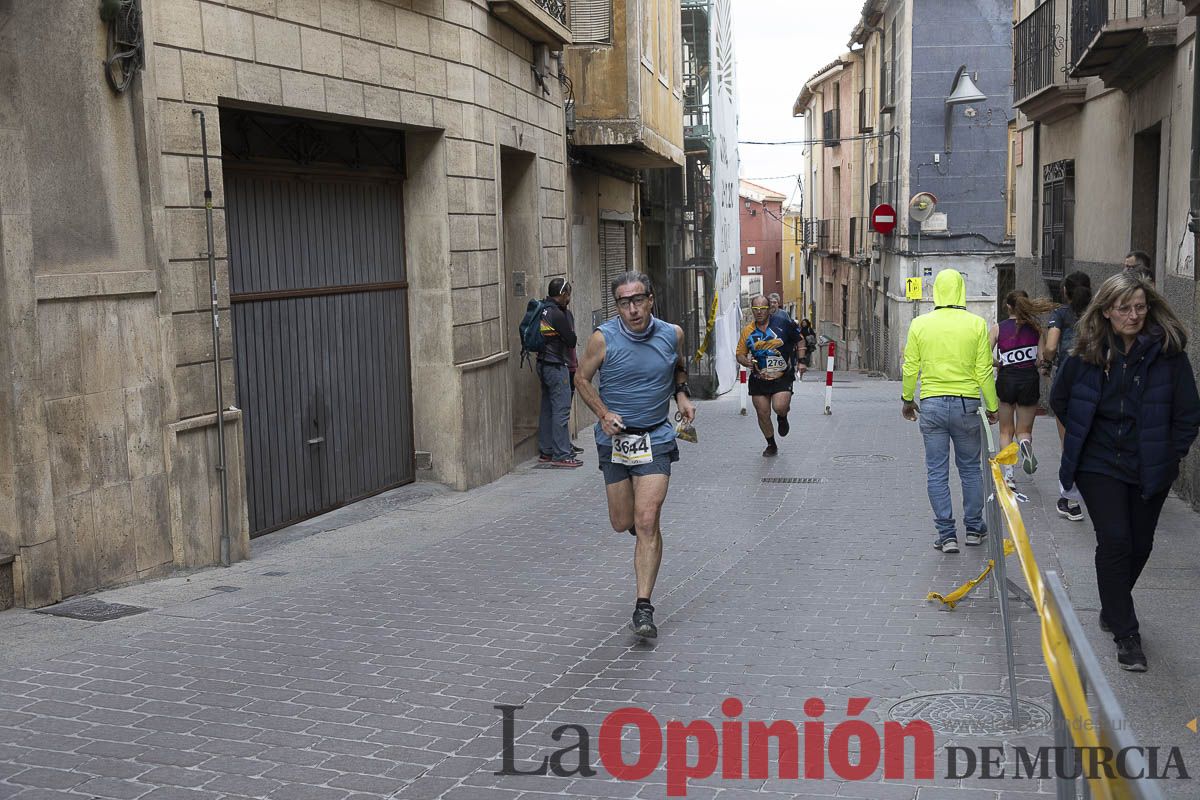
top-left (543, 303), bottom-right (577, 348)
top-left (1049, 355), bottom-right (1076, 420)
top-left (1170, 355), bottom-right (1200, 460)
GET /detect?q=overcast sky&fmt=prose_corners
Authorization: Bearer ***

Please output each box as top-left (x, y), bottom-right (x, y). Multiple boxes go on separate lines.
top-left (733, 1), bottom-right (864, 208)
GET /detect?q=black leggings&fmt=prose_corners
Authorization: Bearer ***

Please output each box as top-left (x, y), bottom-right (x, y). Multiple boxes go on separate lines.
top-left (1074, 472), bottom-right (1169, 641)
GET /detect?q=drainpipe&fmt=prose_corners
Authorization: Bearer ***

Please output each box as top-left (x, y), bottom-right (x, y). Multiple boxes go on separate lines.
top-left (1191, 36), bottom-right (1200, 270)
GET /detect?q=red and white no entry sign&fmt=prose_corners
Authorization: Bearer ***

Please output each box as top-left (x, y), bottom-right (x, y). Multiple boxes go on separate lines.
top-left (871, 203), bottom-right (897, 235)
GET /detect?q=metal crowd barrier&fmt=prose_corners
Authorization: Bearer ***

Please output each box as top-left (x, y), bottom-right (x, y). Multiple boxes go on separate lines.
top-left (973, 409), bottom-right (1164, 800)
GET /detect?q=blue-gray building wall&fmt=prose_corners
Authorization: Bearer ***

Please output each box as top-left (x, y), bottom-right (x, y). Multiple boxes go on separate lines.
top-left (909, 0), bottom-right (1013, 254)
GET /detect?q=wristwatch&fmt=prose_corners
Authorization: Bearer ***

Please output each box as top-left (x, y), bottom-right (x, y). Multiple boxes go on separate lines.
top-left (674, 382), bottom-right (691, 398)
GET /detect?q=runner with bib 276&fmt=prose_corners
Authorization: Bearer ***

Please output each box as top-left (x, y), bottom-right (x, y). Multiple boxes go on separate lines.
top-left (575, 272), bottom-right (696, 640)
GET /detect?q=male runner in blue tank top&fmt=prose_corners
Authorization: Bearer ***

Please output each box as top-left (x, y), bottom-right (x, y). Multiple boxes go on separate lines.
top-left (575, 272), bottom-right (697, 639)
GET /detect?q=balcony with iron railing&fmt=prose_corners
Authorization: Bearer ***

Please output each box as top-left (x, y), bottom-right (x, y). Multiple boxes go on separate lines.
top-left (848, 217), bottom-right (872, 260)
top-left (817, 218), bottom-right (842, 254)
top-left (488, 0), bottom-right (571, 45)
top-left (1014, 0), bottom-right (1087, 122)
top-left (823, 108), bottom-right (841, 146)
top-left (1069, 0), bottom-right (1180, 91)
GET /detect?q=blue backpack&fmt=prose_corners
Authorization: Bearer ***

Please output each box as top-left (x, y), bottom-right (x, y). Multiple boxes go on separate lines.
top-left (518, 299), bottom-right (550, 367)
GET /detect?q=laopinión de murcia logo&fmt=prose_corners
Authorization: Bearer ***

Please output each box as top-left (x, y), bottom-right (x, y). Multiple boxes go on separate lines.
top-left (494, 698), bottom-right (1190, 796)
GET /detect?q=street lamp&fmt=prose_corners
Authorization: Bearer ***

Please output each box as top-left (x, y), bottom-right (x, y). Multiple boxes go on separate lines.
top-left (944, 65), bottom-right (986, 153)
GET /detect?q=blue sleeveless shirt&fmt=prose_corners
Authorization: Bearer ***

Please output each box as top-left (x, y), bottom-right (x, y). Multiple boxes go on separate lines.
top-left (594, 316), bottom-right (678, 447)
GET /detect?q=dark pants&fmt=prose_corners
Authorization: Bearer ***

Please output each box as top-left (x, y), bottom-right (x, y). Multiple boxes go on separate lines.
top-left (1074, 472), bottom-right (1169, 641)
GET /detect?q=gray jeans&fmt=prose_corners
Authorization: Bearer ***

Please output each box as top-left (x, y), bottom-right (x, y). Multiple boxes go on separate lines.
top-left (537, 362), bottom-right (573, 460)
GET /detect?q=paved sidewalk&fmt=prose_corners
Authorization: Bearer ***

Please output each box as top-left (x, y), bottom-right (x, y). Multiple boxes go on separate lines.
top-left (0, 374), bottom-right (1196, 799)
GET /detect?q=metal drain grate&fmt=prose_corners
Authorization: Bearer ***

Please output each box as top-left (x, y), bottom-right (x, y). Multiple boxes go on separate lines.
top-left (36, 598), bottom-right (149, 622)
top-left (888, 692), bottom-right (1052, 736)
top-left (761, 477), bottom-right (825, 484)
top-left (832, 454), bottom-right (896, 465)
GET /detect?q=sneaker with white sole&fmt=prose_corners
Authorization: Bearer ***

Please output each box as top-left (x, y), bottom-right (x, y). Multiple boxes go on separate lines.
top-left (1056, 497), bottom-right (1084, 521)
top-left (934, 537), bottom-right (960, 554)
top-left (965, 529), bottom-right (988, 546)
top-left (1019, 439), bottom-right (1038, 475)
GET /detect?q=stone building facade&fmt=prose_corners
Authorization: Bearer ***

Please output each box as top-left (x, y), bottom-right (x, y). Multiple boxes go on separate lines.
top-left (0, 0), bottom-right (572, 607)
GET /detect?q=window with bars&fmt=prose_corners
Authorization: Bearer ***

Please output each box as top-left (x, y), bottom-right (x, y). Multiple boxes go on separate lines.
top-left (571, 0), bottom-right (612, 45)
top-left (1041, 160), bottom-right (1074, 279)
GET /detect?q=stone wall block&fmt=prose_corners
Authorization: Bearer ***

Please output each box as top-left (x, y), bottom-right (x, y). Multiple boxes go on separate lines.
top-left (36, 301), bottom-right (83, 401)
top-left (86, 390), bottom-right (131, 489)
top-left (478, 214), bottom-right (498, 250)
top-left (192, 260), bottom-right (232, 312)
top-left (446, 139), bottom-right (476, 176)
top-left (15, 460), bottom-right (56, 548)
top-left (467, 248), bottom-right (496, 287)
top-left (430, 20), bottom-right (461, 61)
top-left (168, 207), bottom-right (226, 261)
top-left (301, 28), bottom-right (344, 77)
top-left (181, 51), bottom-right (238, 104)
top-left (46, 397), bottom-right (93, 498)
top-left (132, 474), bottom-right (172, 573)
top-left (443, 0), bottom-right (473, 26)
top-left (120, 297), bottom-right (162, 389)
top-left (449, 251), bottom-right (470, 288)
top-left (17, 539), bottom-right (61, 608)
top-left (481, 318), bottom-right (501, 354)
top-left (92, 483), bottom-right (136, 587)
top-left (236, 62), bottom-right (284, 106)
top-left (277, 0), bottom-right (321, 25)
top-left (472, 68), bottom-right (490, 107)
top-left (0, 471), bottom-right (15, 557)
top-left (477, 178), bottom-right (497, 215)
top-left (281, 70), bottom-right (327, 111)
top-left (165, 261), bottom-right (199, 312)
top-left (172, 426), bottom-right (216, 566)
top-left (343, 38), bottom-right (382, 84)
top-left (452, 321), bottom-right (483, 363)
top-left (451, 286), bottom-right (483, 323)
top-left (447, 177), bottom-right (468, 212)
top-left (395, 8), bottom-right (432, 53)
top-left (361, 0), bottom-right (397, 45)
top-left (79, 299), bottom-right (124, 393)
top-left (325, 78), bottom-right (365, 117)
top-left (433, 99), bottom-right (464, 137)
top-left (154, 46), bottom-right (185, 102)
top-left (0, 129), bottom-right (30, 215)
top-left (228, 0), bottom-right (277, 13)
top-left (174, 311), bottom-right (215, 365)
top-left (399, 92), bottom-right (433, 127)
top-left (446, 62), bottom-right (473, 103)
top-left (363, 85), bottom-right (401, 122)
top-left (321, 0), bottom-right (361, 36)
top-left (154, 0), bottom-right (204, 50)
top-left (414, 55), bottom-right (447, 96)
top-left (174, 360), bottom-right (236, 418)
top-left (480, 284), bottom-right (500, 321)
top-left (54, 493), bottom-right (98, 599)
top-left (253, 17), bottom-right (303, 70)
top-left (411, 0), bottom-right (444, 18)
top-left (160, 155), bottom-right (191, 207)
top-left (200, 4), bottom-right (256, 60)
top-left (379, 48), bottom-right (416, 91)
top-left (158, 100), bottom-right (218, 156)
top-left (476, 141), bottom-right (496, 179)
top-left (187, 156), bottom-right (226, 208)
top-left (448, 214), bottom-right (479, 250)
top-left (126, 386), bottom-right (167, 480)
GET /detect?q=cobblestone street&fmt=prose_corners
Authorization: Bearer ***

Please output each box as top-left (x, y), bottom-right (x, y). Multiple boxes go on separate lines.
top-left (2, 374), bottom-right (1198, 799)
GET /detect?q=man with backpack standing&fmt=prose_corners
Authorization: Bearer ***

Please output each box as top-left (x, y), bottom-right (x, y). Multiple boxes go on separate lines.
top-left (529, 278), bottom-right (581, 468)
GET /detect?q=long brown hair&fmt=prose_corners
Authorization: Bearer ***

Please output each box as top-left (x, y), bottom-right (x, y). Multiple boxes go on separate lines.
top-left (1072, 271), bottom-right (1188, 366)
top-left (1004, 290), bottom-right (1057, 336)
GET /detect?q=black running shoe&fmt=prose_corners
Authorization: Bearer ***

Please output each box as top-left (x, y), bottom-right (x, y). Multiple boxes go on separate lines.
top-left (777, 416), bottom-right (790, 437)
top-left (1116, 635), bottom-right (1147, 672)
top-left (631, 605), bottom-right (657, 638)
top-left (1056, 497), bottom-right (1084, 521)
top-left (762, 443), bottom-right (778, 457)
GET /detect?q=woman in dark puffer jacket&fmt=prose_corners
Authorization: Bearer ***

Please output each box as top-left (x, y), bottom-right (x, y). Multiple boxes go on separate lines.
top-left (1050, 271), bottom-right (1200, 673)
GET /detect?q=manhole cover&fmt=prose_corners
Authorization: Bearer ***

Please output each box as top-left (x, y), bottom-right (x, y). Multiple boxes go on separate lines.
top-left (36, 598), bottom-right (148, 622)
top-left (888, 692), bottom-right (1051, 736)
top-left (832, 454), bottom-right (896, 465)
top-left (761, 477), bottom-right (825, 484)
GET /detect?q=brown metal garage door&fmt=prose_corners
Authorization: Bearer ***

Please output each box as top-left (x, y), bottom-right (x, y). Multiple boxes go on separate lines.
top-left (222, 112), bottom-right (414, 535)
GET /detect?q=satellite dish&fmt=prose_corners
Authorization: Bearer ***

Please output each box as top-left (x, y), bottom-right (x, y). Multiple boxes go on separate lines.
top-left (909, 192), bottom-right (938, 223)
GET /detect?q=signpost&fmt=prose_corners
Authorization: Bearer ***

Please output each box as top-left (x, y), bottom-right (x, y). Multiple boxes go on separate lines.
top-left (870, 203), bottom-right (897, 235)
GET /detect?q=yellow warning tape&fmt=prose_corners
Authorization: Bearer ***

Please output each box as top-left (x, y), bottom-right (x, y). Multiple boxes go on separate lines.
top-left (693, 293), bottom-right (720, 362)
top-left (926, 539), bottom-right (1015, 609)
top-left (989, 443), bottom-right (1129, 800)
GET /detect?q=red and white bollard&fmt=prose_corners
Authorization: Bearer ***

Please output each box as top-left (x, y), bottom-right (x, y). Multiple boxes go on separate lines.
top-left (823, 341), bottom-right (836, 415)
top-left (738, 366), bottom-right (749, 415)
